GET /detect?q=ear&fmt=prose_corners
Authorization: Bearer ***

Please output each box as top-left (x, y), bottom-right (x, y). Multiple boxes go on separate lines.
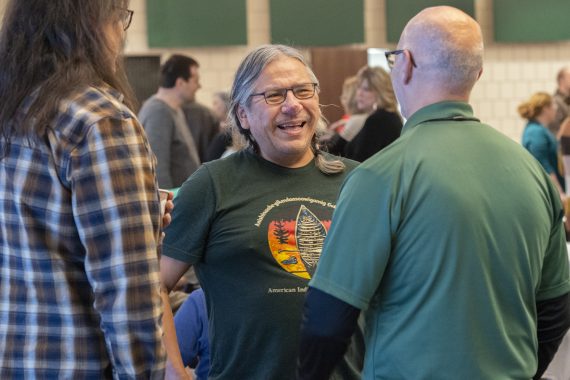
top-left (476, 67), bottom-right (483, 81)
top-left (174, 77), bottom-right (186, 88)
top-left (402, 50), bottom-right (414, 85)
top-left (237, 105), bottom-right (250, 130)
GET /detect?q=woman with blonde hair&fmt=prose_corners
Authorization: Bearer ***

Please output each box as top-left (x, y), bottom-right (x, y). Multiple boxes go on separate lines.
top-left (343, 66), bottom-right (402, 161)
top-left (519, 92), bottom-right (565, 196)
top-left (326, 65), bottom-right (402, 162)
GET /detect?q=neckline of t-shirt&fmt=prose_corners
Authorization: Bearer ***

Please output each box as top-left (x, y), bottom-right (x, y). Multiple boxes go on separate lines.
top-left (246, 150), bottom-right (316, 174)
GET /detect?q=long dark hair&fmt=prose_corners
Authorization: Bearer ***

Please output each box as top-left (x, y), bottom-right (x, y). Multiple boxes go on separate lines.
top-left (0, 0), bottom-right (136, 144)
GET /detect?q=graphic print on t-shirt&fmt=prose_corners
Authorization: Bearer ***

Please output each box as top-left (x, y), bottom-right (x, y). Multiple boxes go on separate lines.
top-left (261, 198), bottom-right (335, 279)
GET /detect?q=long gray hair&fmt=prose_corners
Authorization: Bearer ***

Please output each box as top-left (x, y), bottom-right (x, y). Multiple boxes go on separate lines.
top-left (228, 44), bottom-right (345, 174)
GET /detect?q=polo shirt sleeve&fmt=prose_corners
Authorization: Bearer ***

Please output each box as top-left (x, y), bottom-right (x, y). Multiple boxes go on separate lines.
top-left (537, 190), bottom-right (570, 301)
top-left (162, 165), bottom-right (216, 264)
top-left (310, 166), bottom-right (401, 310)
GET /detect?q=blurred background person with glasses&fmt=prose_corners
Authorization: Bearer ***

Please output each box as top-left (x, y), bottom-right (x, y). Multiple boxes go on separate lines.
top-left (159, 44), bottom-right (363, 379)
top-left (297, 6), bottom-right (570, 380)
top-left (0, 1), bottom-right (167, 378)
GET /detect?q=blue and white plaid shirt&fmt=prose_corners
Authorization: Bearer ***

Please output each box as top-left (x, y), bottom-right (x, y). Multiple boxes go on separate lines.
top-left (0, 85), bottom-right (166, 378)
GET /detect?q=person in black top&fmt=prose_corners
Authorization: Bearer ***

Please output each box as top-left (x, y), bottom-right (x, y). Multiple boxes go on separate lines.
top-left (325, 65), bottom-right (403, 162)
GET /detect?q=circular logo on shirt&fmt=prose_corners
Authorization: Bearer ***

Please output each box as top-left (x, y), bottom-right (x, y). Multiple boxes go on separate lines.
top-left (266, 204), bottom-right (332, 279)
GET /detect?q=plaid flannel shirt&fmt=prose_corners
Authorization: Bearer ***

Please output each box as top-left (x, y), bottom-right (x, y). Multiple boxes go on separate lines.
top-left (0, 85), bottom-right (166, 379)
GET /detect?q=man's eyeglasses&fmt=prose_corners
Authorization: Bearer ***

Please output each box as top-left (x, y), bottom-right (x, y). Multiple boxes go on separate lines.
top-left (119, 8), bottom-right (134, 31)
top-left (384, 49), bottom-right (417, 70)
top-left (250, 83), bottom-right (318, 105)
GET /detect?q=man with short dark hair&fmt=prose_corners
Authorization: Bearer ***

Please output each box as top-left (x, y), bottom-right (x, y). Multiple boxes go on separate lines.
top-left (297, 6), bottom-right (570, 380)
top-left (139, 54), bottom-right (201, 188)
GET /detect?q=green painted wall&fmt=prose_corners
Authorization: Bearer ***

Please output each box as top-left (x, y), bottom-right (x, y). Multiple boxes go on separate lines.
top-left (270, 0), bottom-right (364, 46)
top-left (386, 0), bottom-right (475, 43)
top-left (146, 0), bottom-right (247, 47)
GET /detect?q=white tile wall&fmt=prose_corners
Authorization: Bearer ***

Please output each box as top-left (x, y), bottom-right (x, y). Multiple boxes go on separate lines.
top-left (1, 0), bottom-right (569, 142)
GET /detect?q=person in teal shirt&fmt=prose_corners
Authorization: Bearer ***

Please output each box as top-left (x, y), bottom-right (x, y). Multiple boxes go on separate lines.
top-left (519, 91), bottom-right (565, 195)
top-left (297, 6), bottom-right (570, 380)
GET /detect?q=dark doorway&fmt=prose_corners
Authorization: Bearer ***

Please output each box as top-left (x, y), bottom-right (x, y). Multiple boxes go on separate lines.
top-left (309, 47), bottom-right (368, 126)
top-left (124, 55), bottom-right (161, 113)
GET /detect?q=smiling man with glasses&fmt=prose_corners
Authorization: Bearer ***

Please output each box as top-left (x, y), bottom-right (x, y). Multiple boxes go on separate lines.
top-left (159, 44), bottom-right (363, 380)
top-left (298, 6), bottom-right (570, 380)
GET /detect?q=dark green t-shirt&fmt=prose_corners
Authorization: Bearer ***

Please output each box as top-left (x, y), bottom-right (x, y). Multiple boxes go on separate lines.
top-left (163, 150), bottom-right (360, 379)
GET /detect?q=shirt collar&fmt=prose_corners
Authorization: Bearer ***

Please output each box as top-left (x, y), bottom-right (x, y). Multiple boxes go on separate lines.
top-left (402, 101), bottom-right (476, 135)
top-left (99, 83), bottom-right (125, 103)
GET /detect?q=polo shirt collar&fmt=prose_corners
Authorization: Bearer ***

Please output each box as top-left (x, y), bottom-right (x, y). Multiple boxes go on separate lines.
top-left (402, 101), bottom-right (475, 135)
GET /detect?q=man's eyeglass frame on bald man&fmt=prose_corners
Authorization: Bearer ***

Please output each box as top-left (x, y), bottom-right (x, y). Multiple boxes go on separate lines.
top-left (385, 49), bottom-right (417, 70)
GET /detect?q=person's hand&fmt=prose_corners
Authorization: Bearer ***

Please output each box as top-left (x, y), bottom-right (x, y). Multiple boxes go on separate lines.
top-left (327, 118), bottom-right (346, 133)
top-left (165, 361), bottom-right (192, 380)
top-left (158, 191), bottom-right (174, 246)
top-left (162, 191), bottom-right (175, 229)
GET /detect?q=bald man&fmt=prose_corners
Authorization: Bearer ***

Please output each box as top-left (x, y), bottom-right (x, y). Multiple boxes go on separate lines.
top-left (549, 66), bottom-right (570, 136)
top-left (297, 6), bottom-right (570, 380)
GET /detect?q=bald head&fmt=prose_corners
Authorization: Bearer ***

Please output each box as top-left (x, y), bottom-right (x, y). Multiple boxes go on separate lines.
top-left (399, 6), bottom-right (483, 96)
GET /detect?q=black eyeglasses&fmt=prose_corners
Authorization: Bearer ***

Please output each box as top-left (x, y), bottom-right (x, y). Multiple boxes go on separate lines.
top-left (384, 49), bottom-right (417, 70)
top-left (249, 83), bottom-right (318, 105)
top-left (119, 8), bottom-right (134, 31)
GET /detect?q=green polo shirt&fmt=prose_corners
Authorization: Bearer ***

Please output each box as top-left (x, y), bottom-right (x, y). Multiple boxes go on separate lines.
top-left (311, 101), bottom-right (570, 379)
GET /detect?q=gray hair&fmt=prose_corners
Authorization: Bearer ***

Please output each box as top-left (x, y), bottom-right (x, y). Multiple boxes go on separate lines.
top-left (228, 44), bottom-right (345, 175)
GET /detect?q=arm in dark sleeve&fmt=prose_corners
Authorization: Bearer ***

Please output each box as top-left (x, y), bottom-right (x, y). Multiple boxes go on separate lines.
top-left (296, 287), bottom-right (360, 380)
top-left (534, 291), bottom-right (570, 380)
top-left (344, 110), bottom-right (402, 162)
